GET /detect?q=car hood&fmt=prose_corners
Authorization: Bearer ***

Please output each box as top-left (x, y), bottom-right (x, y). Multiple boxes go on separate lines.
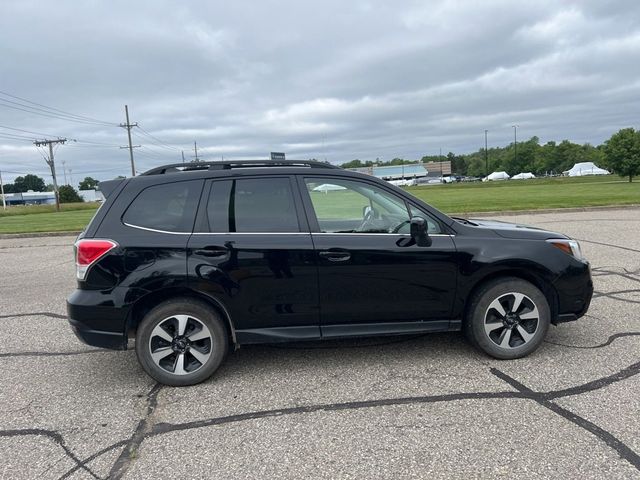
top-left (467, 218), bottom-right (568, 240)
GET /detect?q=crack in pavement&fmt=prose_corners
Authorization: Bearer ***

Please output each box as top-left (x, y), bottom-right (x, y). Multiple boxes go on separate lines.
top-left (0, 428), bottom-right (102, 480)
top-left (0, 312), bottom-right (66, 320)
top-left (593, 289), bottom-right (640, 304)
top-left (52, 359), bottom-right (640, 478)
top-left (574, 238), bottom-right (640, 254)
top-left (491, 368), bottom-right (640, 470)
top-left (545, 332), bottom-right (640, 349)
top-left (107, 384), bottom-right (163, 480)
top-left (0, 349), bottom-right (107, 359)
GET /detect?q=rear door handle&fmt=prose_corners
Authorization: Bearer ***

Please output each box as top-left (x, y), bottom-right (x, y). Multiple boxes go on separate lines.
top-left (318, 251), bottom-right (351, 262)
top-left (194, 246), bottom-right (229, 258)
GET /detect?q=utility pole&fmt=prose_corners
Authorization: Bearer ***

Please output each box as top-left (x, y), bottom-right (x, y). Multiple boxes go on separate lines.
top-left (484, 129), bottom-right (489, 177)
top-left (34, 138), bottom-right (66, 211)
top-left (119, 105), bottom-right (139, 176)
top-left (192, 141), bottom-right (201, 162)
top-left (512, 125), bottom-right (518, 167)
top-left (62, 160), bottom-right (68, 185)
top-left (0, 170), bottom-right (6, 210)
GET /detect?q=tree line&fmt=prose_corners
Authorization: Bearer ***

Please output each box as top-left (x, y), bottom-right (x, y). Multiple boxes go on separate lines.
top-left (341, 128), bottom-right (640, 182)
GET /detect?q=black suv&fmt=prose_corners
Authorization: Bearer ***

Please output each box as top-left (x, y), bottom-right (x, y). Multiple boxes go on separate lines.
top-left (67, 160), bottom-right (592, 386)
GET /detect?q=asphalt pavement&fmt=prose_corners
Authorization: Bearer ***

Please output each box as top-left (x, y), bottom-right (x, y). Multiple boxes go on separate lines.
top-left (0, 208), bottom-right (639, 479)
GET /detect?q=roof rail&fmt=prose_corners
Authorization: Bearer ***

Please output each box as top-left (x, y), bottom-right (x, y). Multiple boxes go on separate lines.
top-left (141, 160), bottom-right (339, 175)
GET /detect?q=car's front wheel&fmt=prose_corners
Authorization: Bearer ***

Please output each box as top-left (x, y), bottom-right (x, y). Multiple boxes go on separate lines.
top-left (135, 298), bottom-right (228, 386)
top-left (465, 278), bottom-right (550, 359)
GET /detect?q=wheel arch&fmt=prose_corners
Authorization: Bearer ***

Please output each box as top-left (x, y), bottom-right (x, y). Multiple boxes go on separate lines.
top-left (126, 287), bottom-right (237, 347)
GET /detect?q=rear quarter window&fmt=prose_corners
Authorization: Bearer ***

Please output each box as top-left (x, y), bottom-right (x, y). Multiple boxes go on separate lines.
top-left (122, 180), bottom-right (201, 233)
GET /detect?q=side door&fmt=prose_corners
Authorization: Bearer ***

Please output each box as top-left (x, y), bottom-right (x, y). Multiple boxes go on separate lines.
top-left (299, 175), bottom-right (458, 337)
top-left (187, 175), bottom-right (320, 343)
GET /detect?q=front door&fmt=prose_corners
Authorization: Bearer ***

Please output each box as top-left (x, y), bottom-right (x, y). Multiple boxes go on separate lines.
top-left (300, 176), bottom-right (458, 337)
top-left (188, 176), bottom-right (320, 343)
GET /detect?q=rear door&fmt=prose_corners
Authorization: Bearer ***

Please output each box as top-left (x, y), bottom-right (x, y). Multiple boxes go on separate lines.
top-left (187, 175), bottom-right (320, 342)
top-left (299, 175), bottom-right (458, 336)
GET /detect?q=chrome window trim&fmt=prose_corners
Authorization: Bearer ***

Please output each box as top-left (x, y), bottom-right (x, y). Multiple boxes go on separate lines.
top-left (190, 231), bottom-right (454, 237)
top-left (123, 223), bottom-right (192, 235)
top-left (313, 232), bottom-right (454, 237)
top-left (125, 223), bottom-right (455, 237)
top-left (191, 231), bottom-right (310, 235)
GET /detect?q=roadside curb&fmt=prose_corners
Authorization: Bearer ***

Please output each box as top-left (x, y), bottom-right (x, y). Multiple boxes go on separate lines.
top-left (0, 231), bottom-right (81, 239)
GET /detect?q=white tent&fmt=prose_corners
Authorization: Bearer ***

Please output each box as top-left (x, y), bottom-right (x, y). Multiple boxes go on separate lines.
top-left (313, 183), bottom-right (347, 193)
top-left (512, 172), bottom-right (536, 180)
top-left (564, 162), bottom-right (610, 177)
top-left (484, 171), bottom-right (510, 181)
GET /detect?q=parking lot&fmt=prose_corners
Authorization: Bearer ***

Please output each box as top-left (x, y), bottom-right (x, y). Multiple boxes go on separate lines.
top-left (1, 207), bottom-right (639, 479)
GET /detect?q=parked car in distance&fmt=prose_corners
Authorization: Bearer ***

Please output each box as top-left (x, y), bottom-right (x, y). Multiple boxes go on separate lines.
top-left (67, 160), bottom-right (593, 386)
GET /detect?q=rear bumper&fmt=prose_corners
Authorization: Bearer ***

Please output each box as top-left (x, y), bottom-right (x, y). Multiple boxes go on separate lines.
top-left (66, 289), bottom-right (129, 350)
top-left (68, 318), bottom-right (126, 350)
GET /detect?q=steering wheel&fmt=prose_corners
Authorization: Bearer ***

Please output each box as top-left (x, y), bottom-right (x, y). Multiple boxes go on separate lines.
top-left (356, 207), bottom-right (375, 232)
top-left (390, 219), bottom-right (410, 234)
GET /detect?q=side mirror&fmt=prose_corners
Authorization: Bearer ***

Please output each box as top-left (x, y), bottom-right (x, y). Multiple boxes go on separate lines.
top-left (410, 216), bottom-right (432, 247)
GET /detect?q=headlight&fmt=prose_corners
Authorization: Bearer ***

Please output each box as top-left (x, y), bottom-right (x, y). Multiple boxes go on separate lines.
top-left (547, 239), bottom-right (585, 261)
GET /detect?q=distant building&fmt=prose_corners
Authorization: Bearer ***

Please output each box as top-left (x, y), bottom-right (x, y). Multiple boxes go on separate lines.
top-left (79, 189), bottom-right (105, 202)
top-left (1, 191), bottom-right (56, 205)
top-left (348, 164), bottom-right (428, 180)
top-left (347, 161), bottom-right (451, 181)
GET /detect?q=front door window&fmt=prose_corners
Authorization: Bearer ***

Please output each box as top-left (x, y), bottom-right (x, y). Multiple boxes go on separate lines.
top-left (304, 178), bottom-right (411, 234)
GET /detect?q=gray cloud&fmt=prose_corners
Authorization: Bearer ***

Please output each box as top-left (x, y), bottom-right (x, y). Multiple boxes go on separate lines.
top-left (1, 0), bottom-right (639, 183)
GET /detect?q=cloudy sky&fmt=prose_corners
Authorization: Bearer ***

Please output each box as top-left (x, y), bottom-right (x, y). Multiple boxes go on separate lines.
top-left (1, 0), bottom-right (639, 184)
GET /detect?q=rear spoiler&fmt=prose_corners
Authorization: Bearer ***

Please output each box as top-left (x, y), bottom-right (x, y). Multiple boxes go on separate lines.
top-left (97, 178), bottom-right (125, 198)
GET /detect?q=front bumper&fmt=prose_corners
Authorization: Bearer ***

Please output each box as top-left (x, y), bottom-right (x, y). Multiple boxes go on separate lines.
top-left (552, 261), bottom-right (593, 323)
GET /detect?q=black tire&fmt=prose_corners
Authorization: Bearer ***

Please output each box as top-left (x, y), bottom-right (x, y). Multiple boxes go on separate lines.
top-left (464, 277), bottom-right (550, 359)
top-left (135, 298), bottom-right (228, 386)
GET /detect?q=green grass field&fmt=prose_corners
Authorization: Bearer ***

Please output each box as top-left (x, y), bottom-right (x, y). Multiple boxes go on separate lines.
top-left (0, 203), bottom-right (99, 234)
top-left (0, 176), bottom-right (638, 234)
top-left (406, 175), bottom-right (640, 214)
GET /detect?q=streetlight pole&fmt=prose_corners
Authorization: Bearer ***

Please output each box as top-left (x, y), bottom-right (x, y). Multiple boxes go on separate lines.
top-left (512, 125), bottom-right (518, 167)
top-left (484, 129), bottom-right (488, 177)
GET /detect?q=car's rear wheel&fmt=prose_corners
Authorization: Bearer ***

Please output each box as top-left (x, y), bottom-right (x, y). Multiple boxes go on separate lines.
top-left (465, 278), bottom-right (550, 359)
top-left (135, 298), bottom-right (228, 386)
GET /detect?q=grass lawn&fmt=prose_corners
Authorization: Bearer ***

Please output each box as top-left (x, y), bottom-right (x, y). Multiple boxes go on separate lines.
top-left (405, 175), bottom-right (640, 214)
top-left (0, 208), bottom-right (98, 234)
top-left (0, 176), bottom-right (638, 234)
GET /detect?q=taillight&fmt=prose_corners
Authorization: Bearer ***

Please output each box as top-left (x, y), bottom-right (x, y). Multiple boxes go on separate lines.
top-left (75, 239), bottom-right (118, 281)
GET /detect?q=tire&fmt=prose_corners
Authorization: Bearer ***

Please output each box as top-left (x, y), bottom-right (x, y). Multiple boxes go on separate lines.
top-left (464, 277), bottom-right (550, 360)
top-left (135, 298), bottom-right (228, 386)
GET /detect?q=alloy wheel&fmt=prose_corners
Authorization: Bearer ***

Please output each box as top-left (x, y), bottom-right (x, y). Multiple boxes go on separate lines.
top-left (148, 314), bottom-right (212, 375)
top-left (483, 292), bottom-right (540, 349)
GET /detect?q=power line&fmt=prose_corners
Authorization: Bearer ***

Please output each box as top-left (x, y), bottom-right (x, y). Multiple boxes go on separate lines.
top-left (0, 132), bottom-right (35, 142)
top-left (135, 125), bottom-right (180, 151)
top-left (0, 90), bottom-right (116, 126)
top-left (0, 99), bottom-right (116, 127)
top-left (0, 124), bottom-right (59, 138)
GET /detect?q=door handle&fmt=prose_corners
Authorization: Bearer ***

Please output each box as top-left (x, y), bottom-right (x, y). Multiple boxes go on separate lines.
top-left (194, 246), bottom-right (229, 258)
top-left (319, 251), bottom-right (351, 262)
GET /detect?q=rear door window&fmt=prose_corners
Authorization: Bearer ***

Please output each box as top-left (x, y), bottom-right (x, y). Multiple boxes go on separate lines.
top-left (205, 177), bottom-right (301, 233)
top-left (123, 180), bottom-right (201, 233)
